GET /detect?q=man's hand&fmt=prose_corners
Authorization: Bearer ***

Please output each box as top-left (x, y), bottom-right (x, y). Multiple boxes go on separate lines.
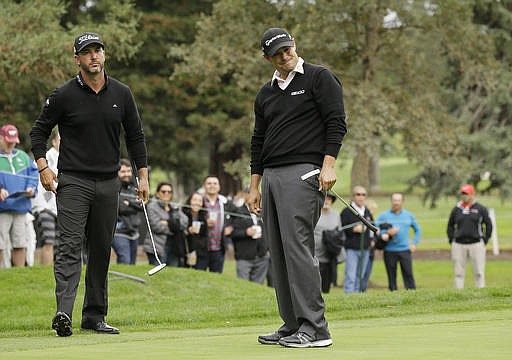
top-left (36, 158), bottom-right (58, 194)
top-left (248, 174), bottom-right (262, 215)
top-left (318, 155), bottom-right (336, 191)
top-left (0, 188), bottom-right (8, 202)
top-left (25, 187), bottom-right (35, 197)
top-left (136, 167), bottom-right (149, 202)
top-left (40, 168), bottom-right (58, 194)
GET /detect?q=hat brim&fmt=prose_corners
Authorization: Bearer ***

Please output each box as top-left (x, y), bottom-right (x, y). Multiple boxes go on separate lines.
top-left (74, 41), bottom-right (105, 55)
top-left (4, 136), bottom-right (19, 144)
top-left (265, 40), bottom-right (294, 57)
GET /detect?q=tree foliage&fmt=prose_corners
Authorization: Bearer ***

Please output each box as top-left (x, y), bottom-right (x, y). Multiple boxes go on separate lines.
top-left (1, 0), bottom-right (511, 205)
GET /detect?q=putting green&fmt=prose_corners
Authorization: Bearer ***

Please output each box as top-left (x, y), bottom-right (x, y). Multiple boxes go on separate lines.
top-left (3, 310), bottom-right (511, 359)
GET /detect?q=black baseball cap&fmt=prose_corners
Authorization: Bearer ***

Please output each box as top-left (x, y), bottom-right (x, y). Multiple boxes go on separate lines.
top-left (74, 32), bottom-right (104, 54)
top-left (261, 27), bottom-right (294, 56)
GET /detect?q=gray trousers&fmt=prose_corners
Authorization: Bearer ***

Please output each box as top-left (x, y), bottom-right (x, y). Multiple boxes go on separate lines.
top-left (451, 241), bottom-right (486, 289)
top-left (236, 256), bottom-right (270, 284)
top-left (262, 164), bottom-right (329, 338)
top-left (55, 174), bottom-right (120, 325)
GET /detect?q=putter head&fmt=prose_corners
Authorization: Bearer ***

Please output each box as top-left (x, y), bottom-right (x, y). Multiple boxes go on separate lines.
top-left (148, 263), bottom-right (166, 276)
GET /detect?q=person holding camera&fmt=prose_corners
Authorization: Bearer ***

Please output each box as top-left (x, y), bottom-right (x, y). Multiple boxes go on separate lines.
top-left (340, 186), bottom-right (374, 293)
top-left (376, 192), bottom-right (421, 291)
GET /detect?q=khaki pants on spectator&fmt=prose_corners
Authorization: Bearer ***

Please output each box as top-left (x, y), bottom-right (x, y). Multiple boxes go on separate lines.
top-left (451, 241), bottom-right (486, 289)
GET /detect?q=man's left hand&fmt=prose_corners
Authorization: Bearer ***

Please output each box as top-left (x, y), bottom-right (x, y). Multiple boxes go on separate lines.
top-left (318, 155), bottom-right (336, 191)
top-left (136, 167), bottom-right (149, 202)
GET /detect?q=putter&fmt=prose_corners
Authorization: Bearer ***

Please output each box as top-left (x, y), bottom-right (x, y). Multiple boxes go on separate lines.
top-left (132, 163), bottom-right (166, 276)
top-left (300, 169), bottom-right (378, 233)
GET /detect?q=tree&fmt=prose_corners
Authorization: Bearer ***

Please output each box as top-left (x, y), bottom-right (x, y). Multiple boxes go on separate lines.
top-left (0, 0), bottom-right (141, 150)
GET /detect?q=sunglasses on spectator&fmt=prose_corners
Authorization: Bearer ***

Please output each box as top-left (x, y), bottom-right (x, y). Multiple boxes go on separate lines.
top-left (159, 190), bottom-right (172, 194)
top-left (354, 193), bottom-right (366, 196)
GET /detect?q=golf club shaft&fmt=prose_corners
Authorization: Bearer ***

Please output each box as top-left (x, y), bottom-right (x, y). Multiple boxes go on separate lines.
top-left (131, 162), bottom-right (164, 266)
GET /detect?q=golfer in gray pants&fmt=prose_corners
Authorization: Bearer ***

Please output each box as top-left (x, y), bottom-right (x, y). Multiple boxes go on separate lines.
top-left (249, 27), bottom-right (346, 348)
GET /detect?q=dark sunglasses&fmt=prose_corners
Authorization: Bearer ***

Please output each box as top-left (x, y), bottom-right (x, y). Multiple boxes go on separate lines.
top-left (159, 190), bottom-right (172, 194)
top-left (355, 193), bottom-right (366, 196)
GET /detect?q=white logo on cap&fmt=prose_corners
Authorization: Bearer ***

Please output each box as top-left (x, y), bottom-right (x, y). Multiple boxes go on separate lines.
top-left (78, 34), bottom-right (100, 45)
top-left (265, 33), bottom-right (289, 47)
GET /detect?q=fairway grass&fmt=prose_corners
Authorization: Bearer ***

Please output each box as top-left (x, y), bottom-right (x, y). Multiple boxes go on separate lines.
top-left (2, 310), bottom-right (511, 359)
top-left (1, 264), bottom-right (511, 359)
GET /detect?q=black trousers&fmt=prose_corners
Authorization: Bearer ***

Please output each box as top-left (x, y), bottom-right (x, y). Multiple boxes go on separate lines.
top-left (383, 250), bottom-right (416, 291)
top-left (319, 262), bottom-right (332, 293)
top-left (54, 174), bottom-right (120, 325)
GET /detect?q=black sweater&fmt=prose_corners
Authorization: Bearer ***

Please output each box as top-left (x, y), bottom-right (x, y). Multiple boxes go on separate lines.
top-left (447, 201), bottom-right (493, 244)
top-left (251, 62), bottom-right (346, 175)
top-left (30, 73), bottom-right (147, 179)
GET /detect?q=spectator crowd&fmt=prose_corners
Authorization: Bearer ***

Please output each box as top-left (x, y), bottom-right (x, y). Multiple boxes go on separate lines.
top-left (0, 123), bottom-right (494, 291)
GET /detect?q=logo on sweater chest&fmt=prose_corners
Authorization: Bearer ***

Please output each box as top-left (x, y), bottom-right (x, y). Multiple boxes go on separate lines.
top-left (290, 89), bottom-right (305, 96)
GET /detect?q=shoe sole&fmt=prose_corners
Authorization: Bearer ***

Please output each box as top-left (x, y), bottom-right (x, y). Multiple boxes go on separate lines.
top-left (80, 328), bottom-right (120, 334)
top-left (279, 338), bottom-right (333, 348)
top-left (257, 338), bottom-right (280, 345)
top-left (52, 313), bottom-right (72, 337)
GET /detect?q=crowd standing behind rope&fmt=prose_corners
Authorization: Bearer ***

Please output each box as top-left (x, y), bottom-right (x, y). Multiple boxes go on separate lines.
top-left (0, 124), bottom-right (495, 296)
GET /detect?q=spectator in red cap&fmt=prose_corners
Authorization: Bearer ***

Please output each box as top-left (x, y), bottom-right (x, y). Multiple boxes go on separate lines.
top-left (447, 184), bottom-right (493, 289)
top-left (0, 124), bottom-right (39, 268)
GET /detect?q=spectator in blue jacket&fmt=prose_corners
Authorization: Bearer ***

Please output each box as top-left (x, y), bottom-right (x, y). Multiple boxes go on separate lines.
top-left (0, 124), bottom-right (39, 267)
top-left (376, 192), bottom-right (421, 291)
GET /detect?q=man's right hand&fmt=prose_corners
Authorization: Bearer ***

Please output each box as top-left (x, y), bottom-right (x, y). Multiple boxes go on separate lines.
top-left (40, 168), bottom-right (58, 194)
top-left (0, 188), bottom-right (8, 202)
top-left (248, 188), bottom-right (262, 215)
top-left (248, 174), bottom-right (262, 215)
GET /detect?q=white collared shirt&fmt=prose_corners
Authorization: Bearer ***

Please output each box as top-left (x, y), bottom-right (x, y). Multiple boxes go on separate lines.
top-left (272, 57), bottom-right (304, 90)
top-left (351, 201), bottom-right (366, 216)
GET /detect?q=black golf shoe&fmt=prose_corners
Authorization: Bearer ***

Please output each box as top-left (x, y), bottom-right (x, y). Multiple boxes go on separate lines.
top-left (52, 312), bottom-right (73, 337)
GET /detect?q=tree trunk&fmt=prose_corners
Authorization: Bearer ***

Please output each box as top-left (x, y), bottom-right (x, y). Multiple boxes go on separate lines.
top-left (351, 148), bottom-right (370, 191)
top-left (368, 153), bottom-right (380, 195)
top-left (209, 139), bottom-right (242, 197)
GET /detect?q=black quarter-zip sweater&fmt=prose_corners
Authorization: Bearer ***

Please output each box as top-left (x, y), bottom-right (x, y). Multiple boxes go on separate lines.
top-left (251, 62), bottom-right (347, 175)
top-left (31, 73), bottom-right (147, 179)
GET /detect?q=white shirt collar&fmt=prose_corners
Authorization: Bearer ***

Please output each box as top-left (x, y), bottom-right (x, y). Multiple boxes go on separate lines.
top-left (271, 57), bottom-right (304, 90)
top-left (351, 201), bottom-right (366, 216)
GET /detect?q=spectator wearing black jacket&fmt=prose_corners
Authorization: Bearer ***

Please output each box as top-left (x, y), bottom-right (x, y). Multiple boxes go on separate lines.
top-left (112, 159), bottom-right (142, 264)
top-left (230, 188), bottom-right (269, 284)
top-left (182, 192), bottom-right (209, 270)
top-left (340, 186), bottom-right (374, 293)
top-left (447, 184), bottom-right (492, 289)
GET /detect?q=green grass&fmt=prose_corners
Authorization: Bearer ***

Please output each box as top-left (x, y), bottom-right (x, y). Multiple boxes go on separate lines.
top-left (332, 157), bottom-right (512, 248)
top-left (1, 263), bottom-right (511, 359)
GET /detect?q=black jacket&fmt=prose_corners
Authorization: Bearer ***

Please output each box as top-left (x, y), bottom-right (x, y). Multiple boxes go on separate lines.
top-left (447, 201), bottom-right (492, 244)
top-left (183, 209), bottom-right (209, 257)
top-left (115, 181), bottom-right (142, 238)
top-left (340, 206), bottom-right (374, 250)
top-left (230, 205), bottom-right (267, 260)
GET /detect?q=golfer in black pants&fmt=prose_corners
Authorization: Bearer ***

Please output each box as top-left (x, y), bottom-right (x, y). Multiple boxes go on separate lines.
top-left (249, 28), bottom-right (346, 348)
top-left (30, 32), bottom-right (149, 337)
